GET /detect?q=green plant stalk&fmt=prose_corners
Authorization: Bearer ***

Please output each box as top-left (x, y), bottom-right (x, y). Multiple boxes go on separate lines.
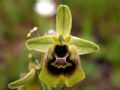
top-left (59, 87), bottom-right (65, 90)
top-left (52, 86), bottom-right (65, 90)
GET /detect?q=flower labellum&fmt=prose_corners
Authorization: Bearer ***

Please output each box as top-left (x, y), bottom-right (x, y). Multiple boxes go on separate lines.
top-left (40, 44), bottom-right (85, 87)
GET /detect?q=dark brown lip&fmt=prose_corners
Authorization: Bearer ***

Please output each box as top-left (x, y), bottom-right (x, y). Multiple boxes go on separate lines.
top-left (55, 58), bottom-right (67, 66)
top-left (54, 45), bottom-right (68, 57)
top-left (46, 53), bottom-right (77, 76)
top-left (52, 53), bottom-right (69, 67)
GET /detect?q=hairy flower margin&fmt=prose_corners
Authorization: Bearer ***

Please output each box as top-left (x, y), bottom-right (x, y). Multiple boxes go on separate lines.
top-left (8, 5), bottom-right (99, 89)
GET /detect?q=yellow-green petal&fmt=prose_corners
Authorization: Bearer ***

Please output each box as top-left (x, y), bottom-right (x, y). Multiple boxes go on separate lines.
top-left (70, 36), bottom-right (99, 55)
top-left (39, 67), bottom-right (59, 87)
top-left (56, 5), bottom-right (72, 35)
top-left (18, 75), bottom-right (42, 90)
top-left (8, 69), bottom-right (35, 89)
top-left (26, 35), bottom-right (55, 53)
top-left (18, 86), bottom-right (27, 90)
top-left (26, 77), bottom-right (42, 90)
top-left (65, 62), bottom-right (85, 87)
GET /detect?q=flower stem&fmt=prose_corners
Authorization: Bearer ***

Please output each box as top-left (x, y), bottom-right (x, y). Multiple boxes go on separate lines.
top-left (61, 0), bottom-right (68, 5)
top-left (51, 87), bottom-right (64, 90)
top-left (59, 87), bottom-right (64, 90)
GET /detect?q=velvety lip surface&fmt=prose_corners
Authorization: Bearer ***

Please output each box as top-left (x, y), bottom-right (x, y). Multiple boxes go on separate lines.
top-left (55, 58), bottom-right (67, 66)
top-left (54, 45), bottom-right (68, 57)
top-left (54, 53), bottom-right (69, 66)
top-left (47, 52), bottom-right (76, 76)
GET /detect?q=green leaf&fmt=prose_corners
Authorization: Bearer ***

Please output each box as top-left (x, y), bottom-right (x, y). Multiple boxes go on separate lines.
top-left (70, 36), bottom-right (99, 55)
top-left (56, 5), bottom-right (72, 35)
top-left (8, 69), bottom-right (35, 89)
top-left (26, 35), bottom-right (54, 53)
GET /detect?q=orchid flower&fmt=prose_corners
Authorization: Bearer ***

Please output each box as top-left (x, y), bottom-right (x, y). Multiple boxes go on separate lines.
top-left (9, 5), bottom-right (99, 89)
top-left (26, 5), bottom-right (99, 87)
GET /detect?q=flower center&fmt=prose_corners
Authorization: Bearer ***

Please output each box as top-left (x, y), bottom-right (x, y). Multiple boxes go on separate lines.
top-left (47, 44), bottom-right (77, 76)
top-left (51, 53), bottom-right (71, 68)
top-left (54, 45), bottom-right (68, 57)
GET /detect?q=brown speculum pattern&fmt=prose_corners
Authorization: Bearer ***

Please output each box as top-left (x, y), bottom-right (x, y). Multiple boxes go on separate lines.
top-left (46, 45), bottom-right (77, 76)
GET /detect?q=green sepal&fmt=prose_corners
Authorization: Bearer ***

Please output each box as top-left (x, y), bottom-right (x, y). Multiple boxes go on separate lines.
top-left (70, 36), bottom-right (99, 55)
top-left (56, 5), bottom-right (72, 35)
top-left (18, 71), bottom-right (42, 90)
top-left (25, 77), bottom-right (42, 90)
top-left (26, 35), bottom-right (55, 53)
top-left (8, 69), bottom-right (35, 89)
top-left (18, 86), bottom-right (27, 90)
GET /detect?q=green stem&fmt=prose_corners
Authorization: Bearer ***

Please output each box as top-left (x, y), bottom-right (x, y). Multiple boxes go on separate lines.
top-left (51, 88), bottom-right (56, 90)
top-left (59, 87), bottom-right (65, 90)
top-left (61, 0), bottom-right (64, 4)
top-left (52, 86), bottom-right (65, 90)
top-left (61, 0), bottom-right (68, 5)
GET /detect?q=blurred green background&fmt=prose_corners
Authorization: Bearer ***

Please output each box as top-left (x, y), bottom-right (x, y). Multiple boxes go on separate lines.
top-left (0, 0), bottom-right (120, 90)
